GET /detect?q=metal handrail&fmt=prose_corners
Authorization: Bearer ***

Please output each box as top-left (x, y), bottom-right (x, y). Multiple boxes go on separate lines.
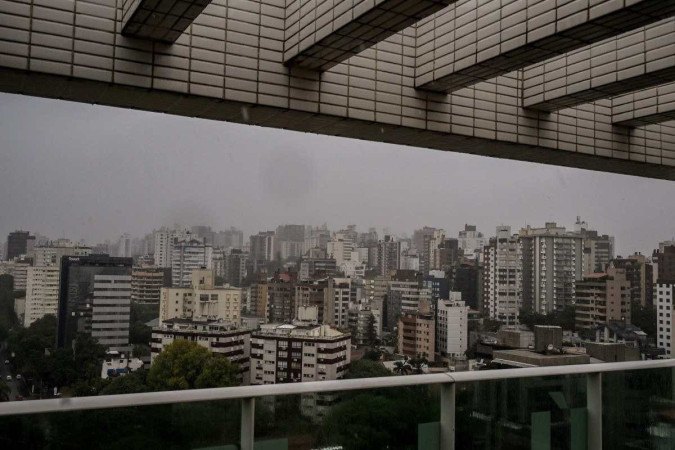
top-left (0, 359), bottom-right (673, 417)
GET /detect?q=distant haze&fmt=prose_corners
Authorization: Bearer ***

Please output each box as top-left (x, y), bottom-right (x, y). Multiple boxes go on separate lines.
top-left (1, 93), bottom-right (674, 256)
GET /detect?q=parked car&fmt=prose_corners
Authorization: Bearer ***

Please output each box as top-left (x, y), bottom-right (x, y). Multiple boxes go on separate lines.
top-left (16, 374), bottom-right (21, 380)
top-left (3, 360), bottom-right (8, 365)
top-left (5, 375), bottom-right (11, 381)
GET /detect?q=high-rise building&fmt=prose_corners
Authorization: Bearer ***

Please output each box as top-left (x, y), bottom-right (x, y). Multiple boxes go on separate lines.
top-left (520, 223), bottom-right (583, 315)
top-left (275, 225), bottom-right (306, 260)
top-left (91, 272), bottom-right (133, 352)
top-left (612, 254), bottom-right (654, 307)
top-left (386, 280), bottom-right (431, 331)
top-left (436, 294), bottom-right (468, 359)
top-left (398, 299), bottom-right (435, 362)
top-left (159, 269), bottom-right (241, 324)
top-left (24, 266), bottom-right (60, 327)
top-left (224, 249), bottom-right (247, 287)
top-left (153, 227), bottom-right (191, 268)
top-left (295, 279), bottom-right (329, 324)
top-left (378, 235), bottom-right (401, 276)
top-left (131, 267), bottom-right (171, 303)
top-left (324, 277), bottom-right (351, 329)
top-left (451, 261), bottom-right (482, 310)
top-left (574, 218), bottom-right (614, 274)
top-left (31, 239), bottom-right (92, 266)
top-left (0, 260), bottom-right (31, 291)
top-left (655, 283), bottom-right (674, 357)
top-left (267, 273), bottom-right (296, 323)
top-left (575, 266), bottom-right (631, 332)
top-left (213, 227), bottom-right (244, 249)
top-left (191, 226), bottom-right (215, 245)
top-left (250, 231), bottom-right (276, 271)
top-left (482, 226), bottom-right (521, 324)
top-left (458, 224), bottom-right (486, 260)
top-left (57, 255), bottom-right (133, 349)
top-left (247, 278), bottom-right (269, 318)
top-left (170, 238), bottom-right (213, 287)
top-left (412, 227), bottom-right (437, 254)
top-left (326, 233), bottom-right (354, 266)
top-left (421, 229), bottom-right (445, 273)
top-left (654, 245), bottom-right (675, 284)
top-left (6, 230), bottom-right (34, 261)
top-left (250, 323), bottom-right (350, 384)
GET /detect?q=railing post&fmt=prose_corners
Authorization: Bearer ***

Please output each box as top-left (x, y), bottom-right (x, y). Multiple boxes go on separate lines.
top-left (440, 382), bottom-right (455, 450)
top-left (586, 373), bottom-right (602, 450)
top-left (241, 397), bottom-right (255, 450)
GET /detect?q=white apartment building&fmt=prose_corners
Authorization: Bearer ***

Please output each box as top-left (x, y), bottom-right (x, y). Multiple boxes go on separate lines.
top-left (171, 239), bottom-right (213, 287)
top-left (24, 266), bottom-right (60, 327)
top-left (436, 295), bottom-right (468, 358)
top-left (160, 270), bottom-right (241, 324)
top-left (458, 225), bottom-right (486, 259)
top-left (326, 236), bottom-right (354, 266)
top-left (656, 283), bottom-right (674, 357)
top-left (151, 318), bottom-right (251, 384)
top-left (31, 239), bottom-right (91, 267)
top-left (91, 274), bottom-right (132, 352)
top-left (483, 226), bottom-right (522, 325)
top-left (520, 223), bottom-right (584, 315)
top-left (153, 228), bottom-right (191, 268)
top-left (250, 323), bottom-right (350, 385)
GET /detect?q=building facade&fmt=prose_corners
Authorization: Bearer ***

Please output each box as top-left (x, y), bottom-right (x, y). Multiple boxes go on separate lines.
top-left (170, 238), bottom-right (213, 287)
top-left (151, 318), bottom-right (252, 384)
top-left (57, 255), bottom-right (133, 349)
top-left (250, 323), bottom-right (350, 385)
top-left (159, 270), bottom-right (241, 324)
top-left (6, 230), bottom-right (34, 261)
top-left (436, 295), bottom-right (468, 359)
top-left (91, 273), bottom-right (133, 352)
top-left (655, 283), bottom-right (674, 357)
top-left (482, 226), bottom-right (522, 324)
top-left (131, 267), bottom-right (171, 303)
top-left (24, 266), bottom-right (60, 327)
top-left (575, 266), bottom-right (631, 332)
top-left (520, 223), bottom-right (583, 315)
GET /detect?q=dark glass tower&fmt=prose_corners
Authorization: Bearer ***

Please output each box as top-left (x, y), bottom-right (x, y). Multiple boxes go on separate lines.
top-left (57, 255), bottom-right (133, 348)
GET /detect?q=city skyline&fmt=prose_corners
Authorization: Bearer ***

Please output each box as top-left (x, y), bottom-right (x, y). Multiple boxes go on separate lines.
top-left (1, 93), bottom-right (675, 256)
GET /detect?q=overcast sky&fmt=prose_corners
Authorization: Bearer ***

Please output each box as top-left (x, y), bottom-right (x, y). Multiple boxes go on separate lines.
top-left (1, 92), bottom-right (674, 256)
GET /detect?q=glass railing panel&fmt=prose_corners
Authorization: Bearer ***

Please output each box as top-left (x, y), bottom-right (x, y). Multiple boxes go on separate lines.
top-left (602, 367), bottom-right (675, 450)
top-left (0, 399), bottom-right (242, 449)
top-left (254, 384), bottom-right (441, 450)
top-left (454, 374), bottom-right (588, 450)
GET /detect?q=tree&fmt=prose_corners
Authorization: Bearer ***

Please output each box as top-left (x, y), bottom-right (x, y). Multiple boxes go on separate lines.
top-left (365, 313), bottom-right (377, 346)
top-left (194, 356), bottom-right (239, 389)
top-left (133, 344), bottom-right (151, 358)
top-left (408, 356), bottom-right (428, 374)
top-left (100, 370), bottom-right (149, 395)
top-left (147, 340), bottom-right (239, 391)
top-left (0, 379), bottom-right (10, 402)
top-left (393, 360), bottom-right (411, 375)
top-left (631, 301), bottom-right (656, 339)
top-left (345, 359), bottom-right (390, 379)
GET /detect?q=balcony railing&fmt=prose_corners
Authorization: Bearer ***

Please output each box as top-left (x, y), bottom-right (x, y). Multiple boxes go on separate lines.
top-left (0, 359), bottom-right (674, 449)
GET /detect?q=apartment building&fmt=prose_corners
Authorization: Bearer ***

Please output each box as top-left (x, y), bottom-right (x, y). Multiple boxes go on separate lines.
top-left (575, 266), bottom-right (630, 332)
top-left (159, 269), bottom-right (241, 324)
top-left (656, 283), bottom-right (674, 357)
top-left (151, 318), bottom-right (251, 384)
top-left (482, 226), bottom-right (521, 324)
top-left (250, 323), bottom-right (350, 385)
top-left (436, 295), bottom-right (468, 359)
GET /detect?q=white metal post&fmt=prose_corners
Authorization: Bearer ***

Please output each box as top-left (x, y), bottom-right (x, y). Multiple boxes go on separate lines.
top-left (241, 397), bottom-right (255, 450)
top-left (586, 373), bottom-right (602, 450)
top-left (440, 382), bottom-right (456, 450)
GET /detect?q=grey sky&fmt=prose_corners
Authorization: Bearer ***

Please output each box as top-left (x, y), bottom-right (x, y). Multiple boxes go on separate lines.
top-left (1, 92), bottom-right (674, 256)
